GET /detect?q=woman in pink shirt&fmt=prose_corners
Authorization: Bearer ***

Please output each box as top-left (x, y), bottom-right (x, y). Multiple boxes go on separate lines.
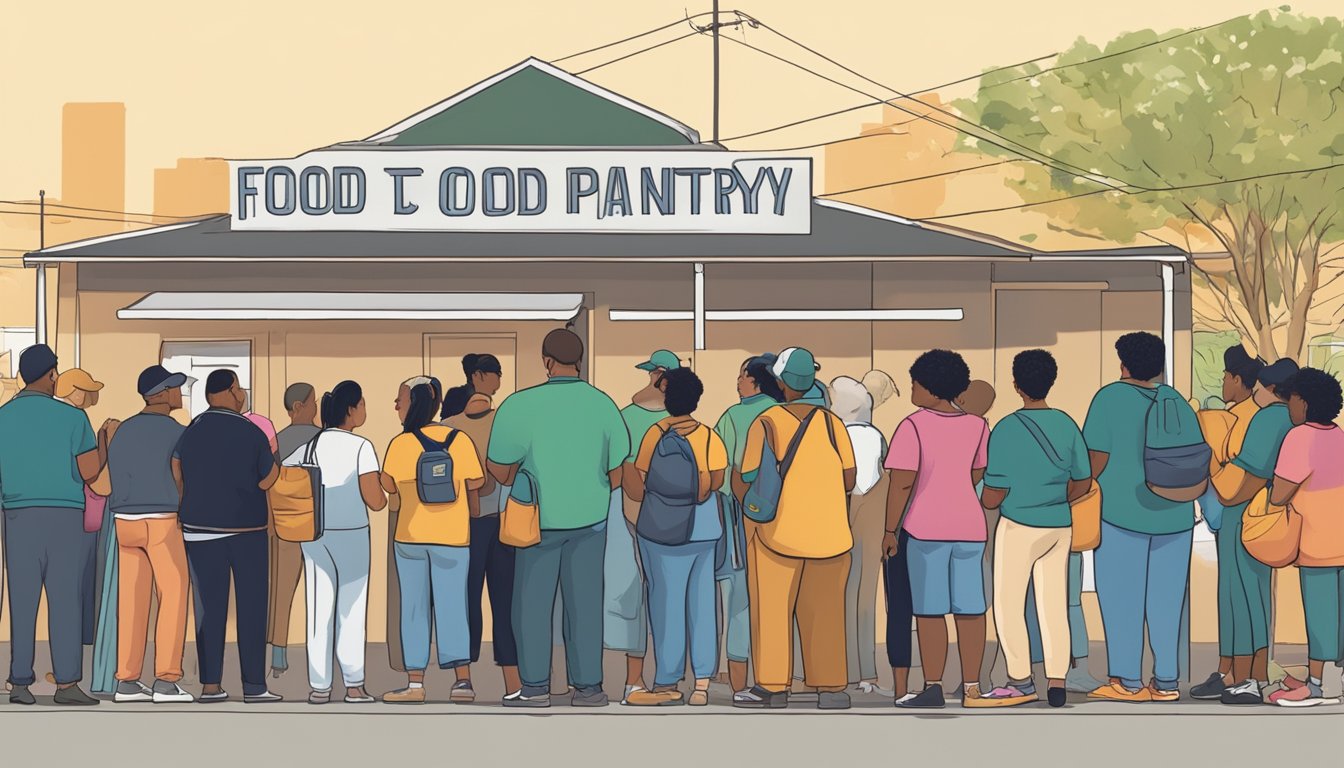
top-left (883, 350), bottom-right (990, 709)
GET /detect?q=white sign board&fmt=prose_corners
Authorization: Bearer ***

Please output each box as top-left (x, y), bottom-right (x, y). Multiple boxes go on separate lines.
top-left (229, 150), bottom-right (812, 234)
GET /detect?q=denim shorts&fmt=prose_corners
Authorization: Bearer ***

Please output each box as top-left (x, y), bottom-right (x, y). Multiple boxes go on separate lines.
top-left (906, 537), bottom-right (987, 616)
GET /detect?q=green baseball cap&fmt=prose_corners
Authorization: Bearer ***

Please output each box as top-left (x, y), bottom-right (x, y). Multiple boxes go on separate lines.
top-left (636, 350), bottom-right (682, 372)
top-left (774, 347), bottom-right (820, 392)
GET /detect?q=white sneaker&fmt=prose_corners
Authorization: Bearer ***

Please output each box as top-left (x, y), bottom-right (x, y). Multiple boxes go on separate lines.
top-left (894, 692), bottom-right (918, 705)
top-left (114, 681), bottom-right (154, 703)
top-left (857, 681), bottom-right (894, 697)
top-left (152, 681), bottom-right (195, 704)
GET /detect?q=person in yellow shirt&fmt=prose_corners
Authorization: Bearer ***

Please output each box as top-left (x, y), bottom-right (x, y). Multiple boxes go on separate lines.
top-left (379, 382), bottom-right (485, 704)
top-left (734, 347), bottom-right (857, 710)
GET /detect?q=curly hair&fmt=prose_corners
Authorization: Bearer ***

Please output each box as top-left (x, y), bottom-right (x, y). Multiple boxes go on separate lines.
top-left (1012, 349), bottom-right (1058, 401)
top-left (1115, 332), bottom-right (1165, 382)
top-left (909, 349), bottom-right (971, 402)
top-left (1284, 368), bottom-right (1343, 425)
top-left (661, 368), bottom-right (705, 417)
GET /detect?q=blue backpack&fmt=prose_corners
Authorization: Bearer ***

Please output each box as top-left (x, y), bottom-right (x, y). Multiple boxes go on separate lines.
top-left (1140, 384), bottom-right (1212, 502)
top-left (743, 407), bottom-right (836, 524)
top-left (637, 426), bottom-right (702, 546)
top-left (412, 429), bottom-right (460, 504)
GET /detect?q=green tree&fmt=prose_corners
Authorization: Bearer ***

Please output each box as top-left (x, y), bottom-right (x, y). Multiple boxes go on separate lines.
top-left (953, 8), bottom-right (1344, 362)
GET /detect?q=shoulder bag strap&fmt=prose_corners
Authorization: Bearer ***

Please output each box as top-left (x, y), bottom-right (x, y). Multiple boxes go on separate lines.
top-left (443, 428), bottom-right (459, 452)
top-left (303, 428), bottom-right (324, 464)
top-left (1013, 413), bottom-right (1069, 472)
top-left (777, 408), bottom-right (821, 481)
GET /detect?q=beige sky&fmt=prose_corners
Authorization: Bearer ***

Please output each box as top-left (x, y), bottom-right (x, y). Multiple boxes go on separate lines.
top-left (1, 0), bottom-right (1338, 214)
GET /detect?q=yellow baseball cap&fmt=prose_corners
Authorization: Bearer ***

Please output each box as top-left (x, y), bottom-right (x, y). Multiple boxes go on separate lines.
top-left (55, 368), bottom-right (105, 399)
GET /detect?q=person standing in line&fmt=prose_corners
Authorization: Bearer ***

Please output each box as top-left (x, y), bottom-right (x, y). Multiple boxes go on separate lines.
top-left (488, 329), bottom-right (629, 708)
top-left (1266, 368), bottom-right (1344, 708)
top-left (883, 350), bottom-right (990, 710)
top-left (734, 347), bottom-right (856, 711)
top-left (830, 376), bottom-right (894, 697)
top-left (441, 354), bottom-right (522, 702)
top-left (1084, 332), bottom-right (1195, 703)
top-left (1207, 358), bottom-right (1298, 704)
top-left (712, 354), bottom-right (783, 697)
top-left (173, 369), bottom-right (282, 704)
top-left (979, 350), bottom-right (1091, 708)
top-left (242, 390), bottom-right (278, 455)
top-left (1188, 347), bottom-right (1269, 702)
top-left (385, 375), bottom-right (434, 676)
top-left (608, 349), bottom-right (681, 703)
top-left (380, 382), bottom-right (485, 704)
top-left (105, 365), bottom-right (194, 704)
top-left (269, 382), bottom-right (320, 678)
top-left (624, 368), bottom-right (728, 706)
top-left (283, 381), bottom-right (384, 704)
top-left (0, 345), bottom-right (113, 705)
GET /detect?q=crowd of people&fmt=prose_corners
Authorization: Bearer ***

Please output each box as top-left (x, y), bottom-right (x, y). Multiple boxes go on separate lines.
top-left (0, 327), bottom-right (1341, 710)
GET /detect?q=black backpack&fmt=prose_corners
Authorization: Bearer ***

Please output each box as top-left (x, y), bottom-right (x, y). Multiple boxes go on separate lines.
top-left (412, 429), bottom-right (460, 504)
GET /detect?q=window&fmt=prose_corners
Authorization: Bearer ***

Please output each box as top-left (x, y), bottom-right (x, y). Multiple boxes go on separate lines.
top-left (1, 327), bottom-right (37, 378)
top-left (160, 340), bottom-right (253, 418)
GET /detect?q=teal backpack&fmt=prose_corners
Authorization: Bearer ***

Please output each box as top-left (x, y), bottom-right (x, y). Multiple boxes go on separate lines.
top-left (1140, 384), bottom-right (1212, 502)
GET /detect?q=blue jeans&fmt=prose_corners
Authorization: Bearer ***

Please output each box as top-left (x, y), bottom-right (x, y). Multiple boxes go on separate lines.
top-left (394, 542), bottom-right (470, 672)
top-left (717, 568), bottom-right (750, 663)
top-left (513, 523), bottom-right (607, 691)
top-left (1093, 520), bottom-right (1192, 690)
top-left (1026, 551), bottom-right (1089, 662)
top-left (638, 537), bottom-right (719, 686)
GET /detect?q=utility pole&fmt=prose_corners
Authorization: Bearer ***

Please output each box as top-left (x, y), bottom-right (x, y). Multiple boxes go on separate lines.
top-left (36, 190), bottom-right (46, 345)
top-left (712, 0), bottom-right (720, 143)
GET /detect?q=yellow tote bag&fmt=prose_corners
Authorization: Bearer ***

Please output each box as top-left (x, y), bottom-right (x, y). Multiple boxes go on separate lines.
top-left (1241, 487), bottom-right (1300, 568)
top-left (500, 471), bottom-right (541, 548)
top-left (1070, 485), bottom-right (1102, 553)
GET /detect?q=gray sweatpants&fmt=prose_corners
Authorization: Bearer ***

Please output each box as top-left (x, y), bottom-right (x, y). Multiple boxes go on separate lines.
top-left (3, 507), bottom-right (88, 686)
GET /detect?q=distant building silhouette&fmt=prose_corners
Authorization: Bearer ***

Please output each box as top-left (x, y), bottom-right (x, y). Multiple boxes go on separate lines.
top-left (154, 158), bottom-right (229, 218)
top-left (62, 103), bottom-right (126, 212)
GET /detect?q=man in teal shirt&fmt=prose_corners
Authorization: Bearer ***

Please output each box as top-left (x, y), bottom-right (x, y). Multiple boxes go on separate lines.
top-left (488, 329), bottom-right (629, 708)
top-left (1083, 332), bottom-right (1196, 702)
top-left (607, 349), bottom-right (679, 702)
top-left (0, 345), bottom-right (110, 706)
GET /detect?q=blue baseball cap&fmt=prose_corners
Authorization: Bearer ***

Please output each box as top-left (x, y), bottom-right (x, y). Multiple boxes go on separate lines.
top-left (18, 344), bottom-right (57, 385)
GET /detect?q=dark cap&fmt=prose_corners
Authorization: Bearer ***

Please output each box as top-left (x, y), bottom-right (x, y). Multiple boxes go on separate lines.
top-left (1223, 344), bottom-right (1260, 371)
top-left (1258, 358), bottom-right (1300, 388)
top-left (137, 365), bottom-right (188, 397)
top-left (18, 344), bottom-right (57, 385)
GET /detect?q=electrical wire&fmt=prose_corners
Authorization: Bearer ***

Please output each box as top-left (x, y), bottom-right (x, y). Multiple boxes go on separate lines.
top-left (817, 160), bottom-right (1021, 197)
top-left (574, 30), bottom-right (704, 75)
top-left (0, 208), bottom-right (163, 226)
top-left (0, 199), bottom-right (203, 220)
top-left (553, 12), bottom-right (714, 63)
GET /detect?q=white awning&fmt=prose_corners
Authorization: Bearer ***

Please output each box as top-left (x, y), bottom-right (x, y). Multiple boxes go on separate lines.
top-left (118, 292), bottom-right (584, 321)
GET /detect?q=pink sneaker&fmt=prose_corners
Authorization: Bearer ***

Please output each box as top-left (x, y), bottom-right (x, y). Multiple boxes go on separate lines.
top-left (1269, 680), bottom-right (1338, 708)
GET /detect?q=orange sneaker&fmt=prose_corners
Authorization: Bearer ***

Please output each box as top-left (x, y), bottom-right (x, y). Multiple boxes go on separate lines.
top-left (1087, 682), bottom-right (1153, 703)
top-left (1147, 680), bottom-right (1180, 702)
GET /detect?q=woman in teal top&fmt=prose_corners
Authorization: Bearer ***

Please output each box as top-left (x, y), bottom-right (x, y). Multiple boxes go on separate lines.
top-left (712, 354), bottom-right (782, 695)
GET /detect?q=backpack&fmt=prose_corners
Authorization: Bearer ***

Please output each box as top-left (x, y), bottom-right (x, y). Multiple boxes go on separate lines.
top-left (411, 429), bottom-right (460, 504)
top-left (1139, 384), bottom-right (1212, 502)
top-left (743, 406), bottom-right (837, 524)
top-left (269, 430), bottom-right (325, 543)
top-left (636, 425), bottom-right (704, 546)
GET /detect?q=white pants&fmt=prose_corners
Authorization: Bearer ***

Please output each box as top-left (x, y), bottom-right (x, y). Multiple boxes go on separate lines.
top-left (302, 527), bottom-right (370, 691)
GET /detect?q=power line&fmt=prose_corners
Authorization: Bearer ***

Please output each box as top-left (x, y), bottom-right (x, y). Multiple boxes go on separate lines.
top-left (817, 160), bottom-right (1021, 197)
top-left (553, 12), bottom-right (714, 63)
top-left (722, 13), bottom-right (1244, 144)
top-left (0, 208), bottom-right (162, 226)
top-left (0, 199), bottom-right (203, 220)
top-left (574, 30), bottom-right (703, 75)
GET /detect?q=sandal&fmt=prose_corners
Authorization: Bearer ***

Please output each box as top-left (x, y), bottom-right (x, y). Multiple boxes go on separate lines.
top-left (308, 690), bottom-right (331, 705)
top-left (688, 688), bottom-right (710, 707)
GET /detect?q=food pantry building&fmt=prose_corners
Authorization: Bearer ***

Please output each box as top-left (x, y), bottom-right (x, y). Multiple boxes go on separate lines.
top-left (26, 58), bottom-right (1195, 645)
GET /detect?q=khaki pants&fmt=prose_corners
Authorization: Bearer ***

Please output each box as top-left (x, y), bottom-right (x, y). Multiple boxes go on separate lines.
top-left (992, 517), bottom-right (1070, 681)
top-left (267, 532), bottom-right (304, 648)
top-left (115, 517), bottom-right (190, 683)
top-left (747, 527), bottom-right (849, 693)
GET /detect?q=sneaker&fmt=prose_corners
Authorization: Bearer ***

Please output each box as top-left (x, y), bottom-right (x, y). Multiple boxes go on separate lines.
top-left (383, 686), bottom-right (427, 705)
top-left (895, 685), bottom-right (946, 709)
top-left (733, 685), bottom-right (789, 709)
top-left (114, 680), bottom-right (154, 703)
top-left (571, 686), bottom-right (609, 708)
top-left (1221, 680), bottom-right (1265, 706)
top-left (152, 680), bottom-right (194, 704)
top-left (1190, 672), bottom-right (1228, 700)
top-left (308, 690), bottom-right (332, 705)
top-left (622, 684), bottom-right (647, 705)
top-left (1047, 687), bottom-right (1067, 708)
top-left (1269, 679), bottom-right (1340, 708)
top-left (1087, 682), bottom-right (1153, 703)
top-left (856, 681), bottom-right (893, 697)
top-left (893, 692), bottom-right (917, 706)
top-left (344, 689), bottom-right (376, 704)
top-left (1147, 680), bottom-right (1180, 702)
top-left (964, 684), bottom-right (1038, 708)
top-left (818, 691), bottom-right (851, 710)
top-left (449, 680), bottom-right (476, 703)
top-left (624, 688), bottom-right (683, 707)
top-left (1281, 674), bottom-right (1307, 691)
top-left (243, 690), bottom-right (283, 704)
top-left (9, 685), bottom-right (35, 706)
top-left (502, 688), bottom-right (551, 708)
top-left (1065, 665), bottom-right (1108, 695)
top-left (53, 685), bottom-right (99, 706)
top-left (198, 690), bottom-right (230, 704)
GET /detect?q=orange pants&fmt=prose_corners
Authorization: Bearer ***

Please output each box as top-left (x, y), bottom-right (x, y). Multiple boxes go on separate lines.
top-left (115, 517), bottom-right (190, 683)
top-left (746, 529), bottom-right (850, 693)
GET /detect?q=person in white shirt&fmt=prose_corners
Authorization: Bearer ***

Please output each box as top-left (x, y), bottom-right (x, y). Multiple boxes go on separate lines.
top-left (831, 375), bottom-right (894, 696)
top-left (282, 380), bottom-right (386, 704)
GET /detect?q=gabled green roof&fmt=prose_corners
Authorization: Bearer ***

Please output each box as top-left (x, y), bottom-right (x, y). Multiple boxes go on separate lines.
top-left (364, 58), bottom-right (701, 147)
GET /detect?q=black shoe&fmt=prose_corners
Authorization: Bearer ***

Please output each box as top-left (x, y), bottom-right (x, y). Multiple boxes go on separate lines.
top-left (9, 685), bottom-right (35, 706)
top-left (818, 691), bottom-right (851, 710)
top-left (896, 685), bottom-right (946, 709)
top-left (571, 686), bottom-right (609, 708)
top-left (1220, 681), bottom-right (1265, 706)
top-left (733, 685), bottom-right (789, 709)
top-left (1047, 687), bottom-right (1068, 708)
top-left (1189, 672), bottom-right (1227, 700)
top-left (53, 685), bottom-right (99, 706)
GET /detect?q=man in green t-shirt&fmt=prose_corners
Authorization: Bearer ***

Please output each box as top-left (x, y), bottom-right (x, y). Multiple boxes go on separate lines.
top-left (606, 349), bottom-right (680, 702)
top-left (1082, 332), bottom-right (1195, 703)
top-left (487, 329), bottom-right (629, 709)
